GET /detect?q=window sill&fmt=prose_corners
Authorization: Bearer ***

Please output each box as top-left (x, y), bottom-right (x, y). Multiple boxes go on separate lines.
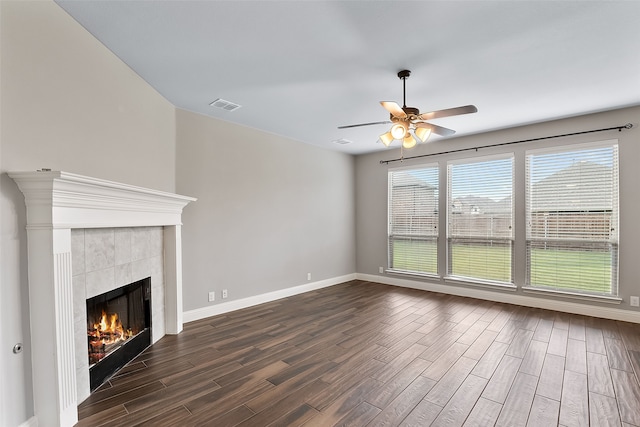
top-left (385, 269), bottom-right (439, 280)
top-left (522, 286), bottom-right (622, 304)
top-left (444, 276), bottom-right (517, 291)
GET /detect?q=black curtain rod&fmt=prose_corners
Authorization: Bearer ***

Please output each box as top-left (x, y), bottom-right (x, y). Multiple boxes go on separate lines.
top-left (379, 123), bottom-right (634, 165)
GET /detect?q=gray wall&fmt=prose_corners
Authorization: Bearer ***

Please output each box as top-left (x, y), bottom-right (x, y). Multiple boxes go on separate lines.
top-left (176, 109), bottom-right (356, 311)
top-left (355, 105), bottom-right (640, 311)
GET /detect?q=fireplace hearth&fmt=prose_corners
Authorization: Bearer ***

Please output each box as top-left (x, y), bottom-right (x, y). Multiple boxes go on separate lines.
top-left (87, 277), bottom-right (151, 391)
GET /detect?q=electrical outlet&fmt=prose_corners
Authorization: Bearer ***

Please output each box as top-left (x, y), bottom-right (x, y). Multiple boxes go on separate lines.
top-left (222, 289), bottom-right (228, 299)
top-left (208, 291), bottom-right (215, 302)
top-left (630, 296), bottom-right (639, 307)
top-left (379, 266), bottom-right (384, 274)
top-left (307, 273), bottom-right (311, 281)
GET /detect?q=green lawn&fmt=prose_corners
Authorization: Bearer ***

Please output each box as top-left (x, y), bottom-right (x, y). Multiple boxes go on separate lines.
top-left (391, 240), bottom-right (614, 294)
top-left (529, 247), bottom-right (613, 293)
top-left (449, 243), bottom-right (511, 283)
top-left (391, 239), bottom-right (438, 273)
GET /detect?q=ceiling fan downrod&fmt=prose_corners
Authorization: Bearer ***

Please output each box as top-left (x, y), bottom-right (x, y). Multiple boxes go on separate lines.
top-left (398, 70), bottom-right (411, 109)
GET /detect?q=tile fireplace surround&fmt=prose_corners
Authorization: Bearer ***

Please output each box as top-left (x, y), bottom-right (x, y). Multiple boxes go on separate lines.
top-left (9, 171), bottom-right (196, 427)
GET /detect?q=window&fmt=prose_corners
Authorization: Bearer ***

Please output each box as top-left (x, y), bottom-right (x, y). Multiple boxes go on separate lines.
top-left (447, 155), bottom-right (514, 283)
top-left (526, 141), bottom-right (619, 295)
top-left (388, 165), bottom-right (439, 275)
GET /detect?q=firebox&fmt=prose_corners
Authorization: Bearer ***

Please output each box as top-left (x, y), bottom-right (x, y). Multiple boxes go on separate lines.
top-left (86, 277), bottom-right (151, 391)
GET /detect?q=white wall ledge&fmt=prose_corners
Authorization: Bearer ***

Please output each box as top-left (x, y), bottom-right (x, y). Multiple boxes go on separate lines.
top-left (444, 276), bottom-right (517, 292)
top-left (522, 286), bottom-right (622, 304)
top-left (385, 268), bottom-right (439, 280)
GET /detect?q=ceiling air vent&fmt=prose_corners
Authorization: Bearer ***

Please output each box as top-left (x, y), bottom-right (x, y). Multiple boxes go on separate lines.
top-left (209, 98), bottom-right (242, 112)
top-left (333, 138), bottom-right (353, 145)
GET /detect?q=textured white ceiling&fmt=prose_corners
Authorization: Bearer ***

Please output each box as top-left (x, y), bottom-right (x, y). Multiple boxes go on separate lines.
top-left (55, 1), bottom-right (640, 154)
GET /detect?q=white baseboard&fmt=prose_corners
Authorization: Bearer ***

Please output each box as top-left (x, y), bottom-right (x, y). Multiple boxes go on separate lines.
top-left (182, 272), bottom-right (640, 324)
top-left (183, 273), bottom-right (357, 323)
top-left (356, 273), bottom-right (640, 324)
top-left (19, 416), bottom-right (38, 427)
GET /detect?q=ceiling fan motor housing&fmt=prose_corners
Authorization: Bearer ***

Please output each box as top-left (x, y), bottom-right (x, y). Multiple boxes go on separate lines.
top-left (403, 107), bottom-right (419, 118)
top-left (390, 107), bottom-right (420, 122)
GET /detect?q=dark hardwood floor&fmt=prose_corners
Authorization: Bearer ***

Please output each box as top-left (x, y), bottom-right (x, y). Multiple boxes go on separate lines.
top-left (76, 280), bottom-right (640, 427)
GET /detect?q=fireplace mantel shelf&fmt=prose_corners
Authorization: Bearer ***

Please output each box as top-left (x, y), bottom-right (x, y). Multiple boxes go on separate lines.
top-left (9, 171), bottom-right (196, 427)
top-left (9, 170), bottom-right (196, 229)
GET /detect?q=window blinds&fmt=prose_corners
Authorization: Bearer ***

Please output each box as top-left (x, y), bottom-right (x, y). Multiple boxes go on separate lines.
top-left (447, 155), bottom-right (514, 283)
top-left (526, 142), bottom-right (619, 295)
top-left (388, 166), bottom-right (439, 275)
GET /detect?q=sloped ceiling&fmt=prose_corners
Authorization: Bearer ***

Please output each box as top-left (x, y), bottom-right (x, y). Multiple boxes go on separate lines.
top-left (55, 1), bottom-right (640, 154)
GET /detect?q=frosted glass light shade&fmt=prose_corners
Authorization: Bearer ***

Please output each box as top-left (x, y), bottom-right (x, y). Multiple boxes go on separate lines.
top-left (402, 134), bottom-right (417, 149)
top-left (415, 127), bottom-right (432, 142)
top-left (379, 132), bottom-right (394, 147)
top-left (390, 122), bottom-right (408, 139)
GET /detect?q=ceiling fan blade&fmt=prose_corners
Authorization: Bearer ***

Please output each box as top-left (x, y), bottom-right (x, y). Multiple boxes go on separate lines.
top-left (380, 101), bottom-right (407, 119)
top-left (418, 105), bottom-right (478, 121)
top-left (337, 120), bottom-right (391, 129)
top-left (415, 122), bottom-right (456, 137)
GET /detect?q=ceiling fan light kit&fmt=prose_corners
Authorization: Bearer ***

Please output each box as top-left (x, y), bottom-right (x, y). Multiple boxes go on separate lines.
top-left (338, 69), bottom-right (478, 149)
top-left (415, 126), bottom-right (431, 142)
top-left (380, 131), bottom-right (394, 147)
top-left (390, 122), bottom-right (408, 139)
top-left (402, 133), bottom-right (417, 149)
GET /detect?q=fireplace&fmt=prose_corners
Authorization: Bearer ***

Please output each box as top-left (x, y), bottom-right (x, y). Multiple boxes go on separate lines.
top-left (86, 277), bottom-right (151, 391)
top-left (9, 170), bottom-right (196, 427)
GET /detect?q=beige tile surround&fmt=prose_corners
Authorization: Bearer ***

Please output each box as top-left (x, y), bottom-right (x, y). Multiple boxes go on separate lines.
top-left (71, 227), bottom-right (165, 403)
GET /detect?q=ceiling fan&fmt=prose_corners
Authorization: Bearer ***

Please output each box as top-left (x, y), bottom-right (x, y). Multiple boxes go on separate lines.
top-left (338, 70), bottom-right (477, 149)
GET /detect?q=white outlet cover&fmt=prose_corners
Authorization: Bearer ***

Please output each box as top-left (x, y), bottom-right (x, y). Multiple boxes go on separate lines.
top-left (630, 296), bottom-right (640, 307)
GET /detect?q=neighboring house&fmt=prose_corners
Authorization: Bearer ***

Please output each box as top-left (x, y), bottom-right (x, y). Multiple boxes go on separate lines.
top-left (450, 195), bottom-right (512, 239)
top-left (390, 171), bottom-right (437, 237)
top-left (450, 195), bottom-right (512, 215)
top-left (529, 160), bottom-right (615, 241)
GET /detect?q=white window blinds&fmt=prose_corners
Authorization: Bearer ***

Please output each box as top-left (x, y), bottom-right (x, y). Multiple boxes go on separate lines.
top-left (447, 155), bottom-right (514, 283)
top-left (388, 166), bottom-right (439, 275)
top-left (526, 142), bottom-right (619, 295)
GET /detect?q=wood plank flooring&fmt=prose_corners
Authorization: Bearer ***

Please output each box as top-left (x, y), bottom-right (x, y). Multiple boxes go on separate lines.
top-left (76, 280), bottom-right (640, 427)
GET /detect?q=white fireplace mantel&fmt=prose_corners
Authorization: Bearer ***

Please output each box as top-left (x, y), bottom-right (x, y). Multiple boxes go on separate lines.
top-left (9, 171), bottom-right (196, 427)
top-left (9, 170), bottom-right (196, 229)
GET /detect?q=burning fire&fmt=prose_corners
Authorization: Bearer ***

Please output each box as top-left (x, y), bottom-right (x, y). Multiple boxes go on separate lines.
top-left (88, 310), bottom-right (134, 364)
top-left (93, 311), bottom-right (124, 338)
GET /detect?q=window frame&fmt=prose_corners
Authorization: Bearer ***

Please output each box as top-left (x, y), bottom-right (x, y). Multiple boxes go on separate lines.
top-left (524, 140), bottom-right (619, 297)
top-left (387, 163), bottom-right (439, 277)
top-left (445, 153), bottom-right (515, 286)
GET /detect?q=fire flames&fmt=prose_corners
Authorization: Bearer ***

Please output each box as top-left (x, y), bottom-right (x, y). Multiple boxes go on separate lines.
top-left (88, 310), bottom-right (134, 365)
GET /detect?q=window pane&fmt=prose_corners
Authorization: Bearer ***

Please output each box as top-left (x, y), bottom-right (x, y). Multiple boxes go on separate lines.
top-left (390, 237), bottom-right (437, 273)
top-left (526, 143), bottom-right (619, 295)
top-left (449, 239), bottom-right (512, 282)
top-left (447, 155), bottom-right (514, 283)
top-left (388, 166), bottom-right (438, 274)
top-left (527, 241), bottom-right (616, 294)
